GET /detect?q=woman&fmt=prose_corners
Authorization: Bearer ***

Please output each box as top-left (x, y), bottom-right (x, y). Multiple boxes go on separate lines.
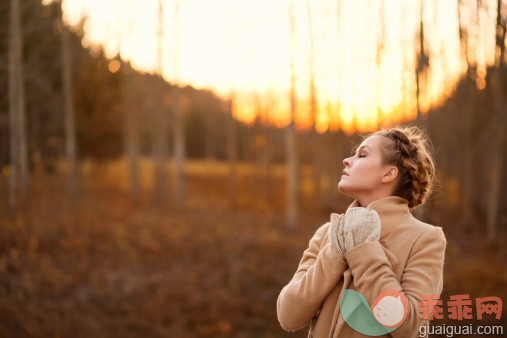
top-left (276, 125), bottom-right (447, 338)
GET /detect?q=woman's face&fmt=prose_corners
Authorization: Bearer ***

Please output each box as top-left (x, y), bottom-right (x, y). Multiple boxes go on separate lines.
top-left (338, 135), bottom-right (395, 198)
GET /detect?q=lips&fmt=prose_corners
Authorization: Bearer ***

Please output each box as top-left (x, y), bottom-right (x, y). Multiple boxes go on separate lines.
top-left (342, 170), bottom-right (349, 176)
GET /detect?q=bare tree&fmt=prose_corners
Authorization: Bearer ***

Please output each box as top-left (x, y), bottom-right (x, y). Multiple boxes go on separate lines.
top-left (227, 3), bottom-right (238, 209)
top-left (254, 95), bottom-right (264, 195)
top-left (60, 2), bottom-right (78, 200)
top-left (122, 62), bottom-right (140, 205)
top-left (203, 107), bottom-right (215, 159)
top-left (400, 2), bottom-right (411, 124)
top-left (486, 0), bottom-right (506, 243)
top-left (263, 96), bottom-right (274, 206)
top-left (376, 0), bottom-right (385, 126)
top-left (326, 0), bottom-right (343, 211)
top-left (172, 0), bottom-right (186, 209)
top-left (415, 0), bottom-right (429, 124)
top-left (456, 0), bottom-right (478, 229)
top-left (121, 1), bottom-right (140, 205)
top-left (413, 0), bottom-right (430, 221)
top-left (307, 0), bottom-right (322, 209)
top-left (253, 95), bottom-right (272, 206)
top-left (286, 0), bottom-right (298, 228)
top-left (8, 0), bottom-right (28, 212)
top-left (325, 102), bottom-right (336, 211)
top-left (152, 0), bottom-right (169, 204)
top-left (227, 96), bottom-right (238, 208)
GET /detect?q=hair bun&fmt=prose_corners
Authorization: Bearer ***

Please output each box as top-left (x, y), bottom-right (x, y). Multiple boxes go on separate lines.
top-left (370, 125), bottom-right (436, 209)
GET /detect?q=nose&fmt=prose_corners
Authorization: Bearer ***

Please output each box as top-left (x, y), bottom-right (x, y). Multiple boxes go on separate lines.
top-left (343, 156), bottom-right (351, 167)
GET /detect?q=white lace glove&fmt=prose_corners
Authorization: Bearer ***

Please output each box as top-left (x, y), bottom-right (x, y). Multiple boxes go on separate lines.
top-left (327, 213), bottom-right (346, 254)
top-left (342, 207), bottom-right (381, 252)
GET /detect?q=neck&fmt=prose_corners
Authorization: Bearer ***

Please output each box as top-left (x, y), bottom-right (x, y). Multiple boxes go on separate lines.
top-left (356, 192), bottom-right (392, 208)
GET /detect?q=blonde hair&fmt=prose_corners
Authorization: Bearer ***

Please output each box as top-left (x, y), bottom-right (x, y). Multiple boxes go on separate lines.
top-left (369, 125), bottom-right (436, 209)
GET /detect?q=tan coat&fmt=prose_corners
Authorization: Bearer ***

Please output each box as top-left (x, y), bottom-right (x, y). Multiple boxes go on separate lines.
top-left (276, 196), bottom-right (447, 338)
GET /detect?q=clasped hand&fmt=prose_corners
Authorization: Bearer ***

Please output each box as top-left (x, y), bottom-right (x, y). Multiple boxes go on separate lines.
top-left (327, 207), bottom-right (381, 254)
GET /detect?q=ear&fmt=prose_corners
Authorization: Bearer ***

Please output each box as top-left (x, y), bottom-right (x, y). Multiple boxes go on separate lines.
top-left (381, 166), bottom-right (398, 184)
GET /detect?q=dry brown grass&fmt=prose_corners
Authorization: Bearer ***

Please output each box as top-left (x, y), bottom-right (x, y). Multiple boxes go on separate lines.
top-left (0, 159), bottom-right (504, 337)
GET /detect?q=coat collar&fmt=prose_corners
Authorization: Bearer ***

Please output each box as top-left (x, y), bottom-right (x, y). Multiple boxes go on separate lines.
top-left (346, 196), bottom-right (412, 237)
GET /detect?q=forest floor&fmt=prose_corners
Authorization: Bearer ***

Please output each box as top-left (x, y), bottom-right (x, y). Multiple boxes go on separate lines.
top-left (0, 158), bottom-right (505, 337)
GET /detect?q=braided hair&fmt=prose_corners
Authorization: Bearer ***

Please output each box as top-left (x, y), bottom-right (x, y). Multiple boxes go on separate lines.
top-left (370, 125), bottom-right (436, 209)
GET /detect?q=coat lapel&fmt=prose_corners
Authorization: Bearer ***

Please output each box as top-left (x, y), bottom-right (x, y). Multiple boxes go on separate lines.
top-left (332, 196), bottom-right (410, 337)
top-left (346, 196), bottom-right (412, 238)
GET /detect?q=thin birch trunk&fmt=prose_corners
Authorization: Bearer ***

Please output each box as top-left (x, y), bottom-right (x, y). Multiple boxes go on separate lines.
top-left (153, 0), bottom-right (169, 204)
top-left (415, 0), bottom-right (428, 124)
top-left (122, 1), bottom-right (140, 205)
top-left (123, 63), bottom-right (140, 205)
top-left (307, 0), bottom-right (320, 209)
top-left (486, 0), bottom-right (507, 243)
top-left (228, 97), bottom-right (238, 208)
top-left (286, 0), bottom-right (298, 228)
top-left (61, 8), bottom-right (77, 200)
top-left (8, 0), bottom-right (28, 211)
top-left (456, 0), bottom-right (476, 229)
top-left (172, 0), bottom-right (186, 209)
top-left (376, 0), bottom-right (385, 126)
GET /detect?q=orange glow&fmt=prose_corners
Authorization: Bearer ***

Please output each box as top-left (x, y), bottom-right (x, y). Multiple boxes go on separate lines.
top-left (108, 60), bottom-right (121, 73)
top-left (61, 0), bottom-right (496, 133)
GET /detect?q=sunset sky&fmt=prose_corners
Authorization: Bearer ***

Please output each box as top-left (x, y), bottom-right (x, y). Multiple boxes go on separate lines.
top-left (60, 0), bottom-right (497, 133)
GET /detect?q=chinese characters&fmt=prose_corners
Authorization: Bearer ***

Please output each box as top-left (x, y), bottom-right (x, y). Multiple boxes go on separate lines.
top-left (418, 294), bottom-right (502, 321)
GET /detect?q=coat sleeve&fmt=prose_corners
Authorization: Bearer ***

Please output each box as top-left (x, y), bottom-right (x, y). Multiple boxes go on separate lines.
top-left (277, 222), bottom-right (348, 332)
top-left (343, 226), bottom-right (447, 338)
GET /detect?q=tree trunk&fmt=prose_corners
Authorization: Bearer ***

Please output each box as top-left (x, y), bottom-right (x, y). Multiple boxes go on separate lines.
top-left (152, 0), bottom-right (169, 204)
top-left (8, 0), bottom-right (28, 212)
top-left (264, 124), bottom-right (273, 207)
top-left (172, 84), bottom-right (186, 208)
top-left (254, 97), bottom-right (268, 205)
top-left (286, 1), bottom-right (298, 228)
top-left (415, 0), bottom-right (428, 124)
top-left (412, 0), bottom-right (430, 221)
top-left (123, 63), bottom-right (140, 205)
top-left (486, 105), bottom-right (505, 244)
top-left (172, 0), bottom-right (186, 209)
top-left (61, 10), bottom-right (77, 201)
top-left (307, 0), bottom-right (321, 210)
top-left (486, 0), bottom-right (507, 243)
top-left (152, 92), bottom-right (169, 204)
top-left (376, 0), bottom-right (385, 126)
top-left (228, 97), bottom-right (238, 209)
top-left (326, 127), bottom-right (336, 211)
top-left (456, 0), bottom-right (475, 229)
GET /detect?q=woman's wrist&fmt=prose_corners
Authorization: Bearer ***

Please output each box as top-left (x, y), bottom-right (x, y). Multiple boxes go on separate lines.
top-left (328, 213), bottom-right (345, 254)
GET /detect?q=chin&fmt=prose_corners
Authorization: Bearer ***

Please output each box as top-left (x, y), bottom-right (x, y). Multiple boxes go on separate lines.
top-left (337, 181), bottom-right (350, 195)
top-left (338, 180), bottom-right (358, 199)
